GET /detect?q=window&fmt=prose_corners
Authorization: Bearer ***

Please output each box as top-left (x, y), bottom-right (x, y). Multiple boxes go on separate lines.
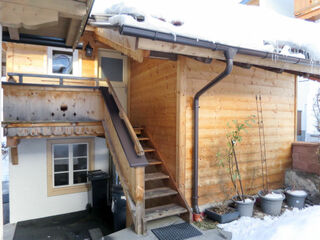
top-left (98, 50), bottom-right (128, 86)
top-left (100, 57), bottom-right (123, 82)
top-left (47, 47), bottom-right (80, 75)
top-left (47, 138), bottom-right (94, 196)
top-left (53, 143), bottom-right (88, 187)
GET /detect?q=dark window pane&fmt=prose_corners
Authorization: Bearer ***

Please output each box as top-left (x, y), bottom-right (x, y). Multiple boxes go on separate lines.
top-left (73, 144), bottom-right (87, 157)
top-left (74, 171), bottom-right (87, 184)
top-left (52, 50), bottom-right (73, 74)
top-left (53, 145), bottom-right (68, 158)
top-left (101, 57), bottom-right (123, 82)
top-left (54, 159), bottom-right (69, 172)
top-left (73, 157), bottom-right (87, 170)
top-left (54, 173), bottom-right (69, 186)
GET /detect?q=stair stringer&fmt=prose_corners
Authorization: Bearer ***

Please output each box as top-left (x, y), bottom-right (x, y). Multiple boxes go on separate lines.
top-left (102, 105), bottom-right (145, 234)
top-left (143, 128), bottom-right (192, 223)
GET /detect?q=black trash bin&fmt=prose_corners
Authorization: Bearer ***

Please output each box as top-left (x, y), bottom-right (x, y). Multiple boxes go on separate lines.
top-left (112, 184), bottom-right (126, 231)
top-left (87, 170), bottom-right (110, 213)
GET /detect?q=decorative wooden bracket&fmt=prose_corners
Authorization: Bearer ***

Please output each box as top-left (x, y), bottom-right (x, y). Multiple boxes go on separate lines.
top-left (7, 137), bottom-right (20, 165)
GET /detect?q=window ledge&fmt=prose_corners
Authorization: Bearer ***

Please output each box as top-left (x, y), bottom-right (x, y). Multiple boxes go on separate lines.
top-left (48, 183), bottom-right (90, 197)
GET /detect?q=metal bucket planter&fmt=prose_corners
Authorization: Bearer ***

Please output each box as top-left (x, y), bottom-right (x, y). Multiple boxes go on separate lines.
top-left (205, 207), bottom-right (239, 223)
top-left (285, 189), bottom-right (307, 209)
top-left (232, 195), bottom-right (256, 217)
top-left (258, 190), bottom-right (285, 216)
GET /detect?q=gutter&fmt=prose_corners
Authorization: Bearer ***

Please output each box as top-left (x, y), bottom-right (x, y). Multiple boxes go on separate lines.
top-left (193, 48), bottom-right (237, 214)
top-left (118, 25), bottom-right (319, 67)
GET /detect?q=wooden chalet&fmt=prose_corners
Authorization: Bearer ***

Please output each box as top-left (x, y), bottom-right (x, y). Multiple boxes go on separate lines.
top-left (1, 0), bottom-right (320, 235)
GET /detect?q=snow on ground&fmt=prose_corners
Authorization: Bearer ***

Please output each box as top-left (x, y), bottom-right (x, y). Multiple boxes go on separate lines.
top-left (91, 0), bottom-right (320, 60)
top-left (218, 206), bottom-right (320, 240)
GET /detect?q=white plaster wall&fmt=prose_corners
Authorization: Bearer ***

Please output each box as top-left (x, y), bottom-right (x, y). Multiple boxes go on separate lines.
top-left (9, 137), bottom-right (109, 223)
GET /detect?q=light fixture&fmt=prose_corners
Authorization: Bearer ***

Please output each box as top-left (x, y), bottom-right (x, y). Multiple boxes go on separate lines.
top-left (85, 43), bottom-right (93, 57)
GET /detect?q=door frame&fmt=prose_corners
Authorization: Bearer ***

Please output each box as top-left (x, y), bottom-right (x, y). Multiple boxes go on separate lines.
top-left (98, 49), bottom-right (128, 88)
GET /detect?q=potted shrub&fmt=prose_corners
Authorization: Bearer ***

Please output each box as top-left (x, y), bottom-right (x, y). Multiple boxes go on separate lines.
top-left (284, 187), bottom-right (308, 209)
top-left (205, 205), bottom-right (239, 224)
top-left (258, 190), bottom-right (285, 216)
top-left (215, 116), bottom-right (256, 217)
top-left (285, 189), bottom-right (307, 209)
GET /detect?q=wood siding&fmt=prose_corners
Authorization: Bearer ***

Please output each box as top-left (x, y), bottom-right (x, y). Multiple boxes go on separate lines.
top-left (178, 56), bottom-right (295, 206)
top-left (130, 58), bottom-right (178, 179)
top-left (5, 43), bottom-right (97, 83)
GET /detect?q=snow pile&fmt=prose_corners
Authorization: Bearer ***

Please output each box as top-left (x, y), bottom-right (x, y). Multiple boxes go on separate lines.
top-left (287, 190), bottom-right (307, 197)
top-left (91, 0), bottom-right (320, 60)
top-left (236, 198), bottom-right (254, 203)
top-left (264, 192), bottom-right (284, 199)
top-left (218, 206), bottom-right (320, 240)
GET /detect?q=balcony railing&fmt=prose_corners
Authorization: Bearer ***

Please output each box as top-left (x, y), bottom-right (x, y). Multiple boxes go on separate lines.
top-left (6, 72), bottom-right (106, 87)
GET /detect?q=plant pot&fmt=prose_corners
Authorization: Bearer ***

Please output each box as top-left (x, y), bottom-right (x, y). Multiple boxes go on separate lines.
top-left (232, 195), bottom-right (256, 217)
top-left (285, 189), bottom-right (308, 209)
top-left (258, 190), bottom-right (285, 216)
top-left (205, 206), bottom-right (239, 223)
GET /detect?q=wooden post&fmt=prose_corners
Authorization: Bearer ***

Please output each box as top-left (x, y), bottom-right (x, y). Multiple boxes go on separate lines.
top-left (10, 148), bottom-right (19, 165)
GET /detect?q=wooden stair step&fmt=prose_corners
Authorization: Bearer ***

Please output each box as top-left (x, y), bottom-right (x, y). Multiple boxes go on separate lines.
top-left (145, 203), bottom-right (187, 222)
top-left (143, 147), bottom-right (156, 153)
top-left (133, 127), bottom-right (143, 134)
top-left (145, 172), bottom-right (169, 181)
top-left (147, 158), bottom-right (162, 165)
top-left (145, 187), bottom-right (177, 199)
top-left (138, 137), bottom-right (150, 141)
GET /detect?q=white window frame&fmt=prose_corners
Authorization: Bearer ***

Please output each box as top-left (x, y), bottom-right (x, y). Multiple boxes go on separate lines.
top-left (47, 46), bottom-right (81, 76)
top-left (52, 143), bottom-right (89, 188)
top-left (98, 49), bottom-right (128, 88)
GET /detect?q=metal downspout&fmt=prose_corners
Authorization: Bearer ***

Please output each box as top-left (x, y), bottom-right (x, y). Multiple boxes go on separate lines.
top-left (193, 48), bottom-right (237, 214)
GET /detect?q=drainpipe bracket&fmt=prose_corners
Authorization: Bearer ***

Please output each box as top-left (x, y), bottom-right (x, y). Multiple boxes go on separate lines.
top-left (225, 47), bottom-right (237, 60)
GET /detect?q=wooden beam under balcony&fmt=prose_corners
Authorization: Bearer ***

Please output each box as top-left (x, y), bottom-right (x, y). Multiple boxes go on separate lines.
top-left (2, 121), bottom-right (105, 139)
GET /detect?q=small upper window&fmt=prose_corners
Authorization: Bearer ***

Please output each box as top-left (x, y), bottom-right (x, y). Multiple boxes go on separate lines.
top-left (52, 50), bottom-right (73, 74)
top-left (48, 47), bottom-right (79, 75)
top-left (101, 57), bottom-right (123, 82)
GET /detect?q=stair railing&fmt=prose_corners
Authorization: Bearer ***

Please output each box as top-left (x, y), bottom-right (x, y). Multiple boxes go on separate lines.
top-left (102, 78), bottom-right (146, 234)
top-left (104, 77), bottom-right (145, 157)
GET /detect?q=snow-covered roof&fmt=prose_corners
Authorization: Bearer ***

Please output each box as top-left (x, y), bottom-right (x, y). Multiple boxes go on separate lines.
top-left (91, 0), bottom-right (320, 61)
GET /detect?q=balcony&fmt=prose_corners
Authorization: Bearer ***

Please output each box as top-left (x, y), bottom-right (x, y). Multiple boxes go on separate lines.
top-left (2, 73), bottom-right (107, 139)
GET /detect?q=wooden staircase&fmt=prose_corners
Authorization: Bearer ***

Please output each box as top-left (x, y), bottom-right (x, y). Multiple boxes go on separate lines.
top-left (134, 127), bottom-right (192, 225)
top-left (100, 77), bottom-right (191, 234)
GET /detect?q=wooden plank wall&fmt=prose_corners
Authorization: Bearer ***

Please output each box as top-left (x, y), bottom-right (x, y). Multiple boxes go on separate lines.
top-left (178, 56), bottom-right (295, 206)
top-left (5, 43), bottom-right (97, 84)
top-left (130, 58), bottom-right (178, 180)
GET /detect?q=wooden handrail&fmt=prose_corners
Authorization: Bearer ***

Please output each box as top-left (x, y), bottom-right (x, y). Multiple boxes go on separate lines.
top-left (104, 77), bottom-right (145, 157)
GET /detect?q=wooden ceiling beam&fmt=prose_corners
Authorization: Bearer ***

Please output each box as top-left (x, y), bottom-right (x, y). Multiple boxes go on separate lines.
top-left (0, 0), bottom-right (86, 20)
top-left (66, 19), bottom-right (82, 46)
top-left (137, 38), bottom-right (320, 77)
top-left (8, 28), bottom-right (20, 40)
top-left (0, 2), bottom-right (59, 30)
top-left (94, 28), bottom-right (145, 63)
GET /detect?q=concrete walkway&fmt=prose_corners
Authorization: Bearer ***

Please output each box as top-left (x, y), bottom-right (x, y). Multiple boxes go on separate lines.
top-left (103, 216), bottom-right (232, 240)
top-left (4, 223), bottom-right (16, 240)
